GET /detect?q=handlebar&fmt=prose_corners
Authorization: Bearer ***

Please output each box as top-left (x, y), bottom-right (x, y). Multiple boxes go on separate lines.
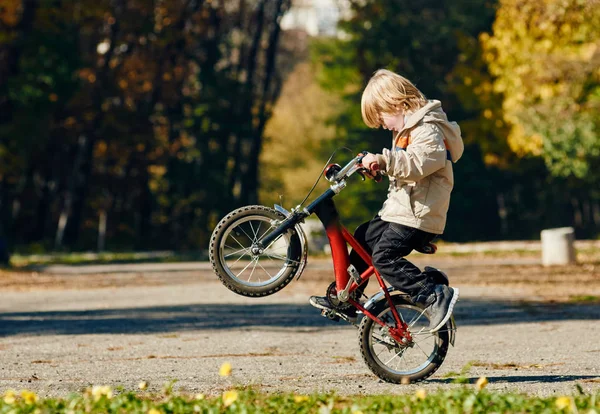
top-left (334, 151), bottom-right (382, 183)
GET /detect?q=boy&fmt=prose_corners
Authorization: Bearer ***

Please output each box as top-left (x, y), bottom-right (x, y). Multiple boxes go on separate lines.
top-left (309, 69), bottom-right (463, 332)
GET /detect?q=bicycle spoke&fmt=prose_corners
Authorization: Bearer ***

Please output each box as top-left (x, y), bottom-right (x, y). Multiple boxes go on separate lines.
top-left (413, 328), bottom-right (454, 335)
top-left (413, 340), bottom-right (432, 359)
top-left (262, 254), bottom-right (290, 270)
top-left (255, 221), bottom-right (262, 241)
top-left (265, 253), bottom-right (300, 264)
top-left (257, 224), bottom-right (275, 242)
top-left (229, 234), bottom-right (248, 251)
top-left (228, 258), bottom-right (247, 270)
top-left (247, 258), bottom-right (259, 282)
top-left (375, 346), bottom-right (392, 359)
top-left (248, 221), bottom-right (258, 241)
top-left (255, 261), bottom-right (273, 279)
top-left (237, 224), bottom-right (254, 243)
top-left (384, 349), bottom-right (403, 366)
top-left (236, 259), bottom-right (255, 278)
top-left (408, 309), bottom-right (427, 328)
top-left (267, 243), bottom-right (288, 250)
top-left (262, 234), bottom-right (284, 252)
top-left (411, 331), bottom-right (435, 342)
top-left (224, 246), bottom-right (252, 259)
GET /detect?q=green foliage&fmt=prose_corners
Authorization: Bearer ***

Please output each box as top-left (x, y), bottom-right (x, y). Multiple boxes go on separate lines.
top-left (311, 1), bottom-right (503, 240)
top-left (307, 0), bottom-right (600, 241)
top-left (0, 386), bottom-right (599, 413)
top-left (483, 0), bottom-right (600, 180)
top-left (259, 58), bottom-right (340, 209)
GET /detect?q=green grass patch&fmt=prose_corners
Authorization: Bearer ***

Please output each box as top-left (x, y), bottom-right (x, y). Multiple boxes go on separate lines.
top-left (568, 295), bottom-right (600, 304)
top-left (9, 251), bottom-right (207, 268)
top-left (1, 385), bottom-right (598, 413)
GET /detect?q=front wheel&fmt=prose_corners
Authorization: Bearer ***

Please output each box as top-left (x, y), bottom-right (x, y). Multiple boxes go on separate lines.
top-left (358, 295), bottom-right (450, 383)
top-left (209, 205), bottom-right (303, 297)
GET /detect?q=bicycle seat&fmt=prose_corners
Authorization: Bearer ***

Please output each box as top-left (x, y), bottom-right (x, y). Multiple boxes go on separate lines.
top-left (415, 242), bottom-right (437, 255)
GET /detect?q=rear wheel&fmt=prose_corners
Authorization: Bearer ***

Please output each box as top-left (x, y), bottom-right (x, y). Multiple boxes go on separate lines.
top-left (209, 205), bottom-right (303, 297)
top-left (358, 295), bottom-right (450, 383)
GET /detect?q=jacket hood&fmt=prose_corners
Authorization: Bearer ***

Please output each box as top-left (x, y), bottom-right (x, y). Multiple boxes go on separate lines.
top-left (404, 100), bottom-right (464, 162)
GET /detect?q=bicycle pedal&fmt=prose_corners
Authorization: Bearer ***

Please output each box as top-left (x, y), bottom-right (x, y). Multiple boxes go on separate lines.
top-left (320, 309), bottom-right (340, 322)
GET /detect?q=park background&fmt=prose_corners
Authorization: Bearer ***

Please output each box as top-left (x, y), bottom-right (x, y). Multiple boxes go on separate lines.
top-left (1, 1), bottom-right (600, 408)
top-left (0, 0), bottom-right (599, 262)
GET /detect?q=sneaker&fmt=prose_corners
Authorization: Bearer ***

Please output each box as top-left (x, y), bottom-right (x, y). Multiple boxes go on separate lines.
top-left (424, 285), bottom-right (459, 332)
top-left (309, 295), bottom-right (359, 322)
top-left (309, 295), bottom-right (334, 311)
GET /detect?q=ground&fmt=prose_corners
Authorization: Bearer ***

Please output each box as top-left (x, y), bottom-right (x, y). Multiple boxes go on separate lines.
top-left (0, 254), bottom-right (599, 398)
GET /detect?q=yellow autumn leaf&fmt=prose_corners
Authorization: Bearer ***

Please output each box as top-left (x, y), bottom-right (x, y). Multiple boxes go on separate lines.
top-left (91, 385), bottom-right (113, 401)
top-left (293, 395), bottom-right (309, 403)
top-left (3, 390), bottom-right (16, 404)
top-left (219, 362), bottom-right (232, 377)
top-left (476, 376), bottom-right (489, 391)
top-left (222, 390), bottom-right (238, 407)
top-left (415, 389), bottom-right (427, 400)
top-left (20, 390), bottom-right (38, 404)
top-left (555, 396), bottom-right (571, 410)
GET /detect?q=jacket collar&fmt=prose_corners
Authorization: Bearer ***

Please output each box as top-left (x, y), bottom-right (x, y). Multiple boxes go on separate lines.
top-left (394, 100), bottom-right (442, 138)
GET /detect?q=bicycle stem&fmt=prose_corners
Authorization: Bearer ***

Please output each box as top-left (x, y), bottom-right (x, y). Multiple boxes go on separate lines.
top-left (258, 188), bottom-right (339, 249)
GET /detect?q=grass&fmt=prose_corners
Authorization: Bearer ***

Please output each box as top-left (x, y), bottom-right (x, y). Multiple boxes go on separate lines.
top-left (568, 295), bottom-right (600, 304)
top-left (1, 385), bottom-right (598, 413)
top-left (8, 251), bottom-right (207, 268)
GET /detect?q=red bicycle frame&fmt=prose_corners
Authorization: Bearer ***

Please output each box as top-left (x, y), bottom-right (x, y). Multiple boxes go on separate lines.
top-left (313, 197), bottom-right (413, 344)
top-left (257, 155), bottom-right (422, 344)
top-left (258, 156), bottom-right (413, 344)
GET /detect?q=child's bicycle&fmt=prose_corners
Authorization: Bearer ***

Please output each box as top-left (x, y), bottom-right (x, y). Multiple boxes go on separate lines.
top-left (209, 151), bottom-right (456, 384)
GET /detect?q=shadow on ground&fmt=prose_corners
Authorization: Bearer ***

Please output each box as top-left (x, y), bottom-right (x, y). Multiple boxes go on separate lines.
top-left (1, 298), bottom-right (599, 337)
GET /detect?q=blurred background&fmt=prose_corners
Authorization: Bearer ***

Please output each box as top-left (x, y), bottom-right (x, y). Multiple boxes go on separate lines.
top-left (0, 0), bottom-right (598, 260)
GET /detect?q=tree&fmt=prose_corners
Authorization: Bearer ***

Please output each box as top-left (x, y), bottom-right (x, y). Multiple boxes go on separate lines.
top-left (0, 0), bottom-right (293, 252)
top-left (259, 31), bottom-right (341, 210)
top-left (482, 0), bottom-right (600, 180)
top-left (310, 0), bottom-right (502, 239)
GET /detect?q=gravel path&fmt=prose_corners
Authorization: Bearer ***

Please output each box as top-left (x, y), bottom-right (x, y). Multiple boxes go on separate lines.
top-left (1, 259), bottom-right (599, 398)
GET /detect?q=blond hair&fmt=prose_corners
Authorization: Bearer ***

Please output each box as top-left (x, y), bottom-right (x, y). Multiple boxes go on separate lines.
top-left (361, 69), bottom-right (427, 128)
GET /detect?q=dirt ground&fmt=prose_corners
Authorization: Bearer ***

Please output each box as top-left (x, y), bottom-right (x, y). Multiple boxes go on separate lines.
top-left (1, 255), bottom-right (599, 398)
top-left (2, 255), bottom-right (599, 301)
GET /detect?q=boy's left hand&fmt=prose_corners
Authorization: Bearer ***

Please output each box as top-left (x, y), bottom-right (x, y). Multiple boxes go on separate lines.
top-left (361, 153), bottom-right (380, 172)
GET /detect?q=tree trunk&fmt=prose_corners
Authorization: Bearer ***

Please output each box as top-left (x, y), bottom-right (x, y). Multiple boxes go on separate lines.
top-left (62, 0), bottom-right (123, 246)
top-left (228, 0), bottom-right (266, 205)
top-left (55, 135), bottom-right (88, 248)
top-left (240, 0), bottom-right (288, 206)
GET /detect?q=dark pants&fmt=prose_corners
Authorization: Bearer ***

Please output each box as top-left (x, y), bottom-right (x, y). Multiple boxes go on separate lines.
top-left (349, 215), bottom-right (437, 303)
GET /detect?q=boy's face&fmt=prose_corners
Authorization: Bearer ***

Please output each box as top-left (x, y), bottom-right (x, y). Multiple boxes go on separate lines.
top-left (380, 111), bottom-right (405, 132)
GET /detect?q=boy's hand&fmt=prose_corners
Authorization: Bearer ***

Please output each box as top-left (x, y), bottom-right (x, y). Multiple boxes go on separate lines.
top-left (361, 153), bottom-right (380, 172)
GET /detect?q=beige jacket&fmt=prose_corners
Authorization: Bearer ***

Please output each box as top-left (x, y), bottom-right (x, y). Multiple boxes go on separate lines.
top-left (374, 100), bottom-right (463, 234)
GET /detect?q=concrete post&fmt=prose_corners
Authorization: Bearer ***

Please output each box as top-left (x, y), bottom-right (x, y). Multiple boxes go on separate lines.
top-left (301, 218), bottom-right (330, 254)
top-left (541, 227), bottom-right (576, 266)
